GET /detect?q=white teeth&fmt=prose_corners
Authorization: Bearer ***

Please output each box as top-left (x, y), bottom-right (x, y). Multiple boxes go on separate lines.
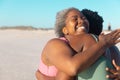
top-left (77, 26), bottom-right (85, 30)
top-left (76, 26), bottom-right (88, 32)
top-left (80, 26), bottom-right (85, 29)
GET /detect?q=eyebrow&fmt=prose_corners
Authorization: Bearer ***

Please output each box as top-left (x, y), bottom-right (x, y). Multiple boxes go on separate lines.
top-left (68, 15), bottom-right (78, 18)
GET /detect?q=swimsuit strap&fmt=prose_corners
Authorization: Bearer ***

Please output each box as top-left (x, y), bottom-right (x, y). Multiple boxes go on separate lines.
top-left (90, 34), bottom-right (99, 42)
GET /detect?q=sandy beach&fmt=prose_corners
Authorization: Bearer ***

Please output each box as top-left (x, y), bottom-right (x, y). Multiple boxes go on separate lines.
top-left (0, 29), bottom-right (55, 80)
top-left (0, 29), bottom-right (119, 80)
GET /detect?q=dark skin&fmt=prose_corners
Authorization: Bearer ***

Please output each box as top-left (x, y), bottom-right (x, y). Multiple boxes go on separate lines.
top-left (35, 9), bottom-right (120, 80)
top-left (55, 34), bottom-right (99, 80)
top-left (105, 46), bottom-right (120, 80)
top-left (35, 29), bottom-right (120, 80)
top-left (81, 9), bottom-right (120, 80)
top-left (106, 60), bottom-right (120, 80)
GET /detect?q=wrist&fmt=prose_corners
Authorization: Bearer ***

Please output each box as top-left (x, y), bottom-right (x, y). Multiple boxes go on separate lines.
top-left (97, 41), bottom-right (107, 51)
top-left (98, 41), bottom-right (107, 47)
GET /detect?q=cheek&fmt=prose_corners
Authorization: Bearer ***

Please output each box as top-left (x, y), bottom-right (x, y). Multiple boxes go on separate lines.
top-left (68, 21), bottom-right (76, 28)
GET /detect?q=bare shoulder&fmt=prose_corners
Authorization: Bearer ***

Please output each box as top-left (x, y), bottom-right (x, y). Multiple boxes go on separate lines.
top-left (43, 38), bottom-right (71, 56)
top-left (42, 38), bottom-right (74, 66)
top-left (83, 34), bottom-right (97, 47)
top-left (46, 38), bottom-right (67, 46)
top-left (82, 34), bottom-right (97, 51)
top-left (84, 34), bottom-right (97, 43)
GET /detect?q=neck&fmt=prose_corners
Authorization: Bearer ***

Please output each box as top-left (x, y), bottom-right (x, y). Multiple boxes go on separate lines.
top-left (64, 33), bottom-right (85, 42)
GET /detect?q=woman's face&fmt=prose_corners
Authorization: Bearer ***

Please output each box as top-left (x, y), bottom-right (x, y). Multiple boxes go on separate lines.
top-left (64, 9), bottom-right (89, 35)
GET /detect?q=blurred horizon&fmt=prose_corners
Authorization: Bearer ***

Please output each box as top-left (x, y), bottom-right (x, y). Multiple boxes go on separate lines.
top-left (0, 0), bottom-right (120, 30)
top-left (0, 25), bottom-right (113, 31)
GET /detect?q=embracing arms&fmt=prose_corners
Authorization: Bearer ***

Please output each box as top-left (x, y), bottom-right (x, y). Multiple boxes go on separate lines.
top-left (46, 29), bottom-right (120, 76)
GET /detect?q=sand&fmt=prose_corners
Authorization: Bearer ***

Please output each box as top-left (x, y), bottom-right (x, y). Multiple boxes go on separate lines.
top-left (0, 29), bottom-right (119, 80)
top-left (0, 29), bottom-right (55, 80)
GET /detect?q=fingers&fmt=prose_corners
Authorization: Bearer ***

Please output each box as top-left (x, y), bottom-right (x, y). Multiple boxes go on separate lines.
top-left (98, 29), bottom-right (120, 47)
top-left (115, 39), bottom-right (120, 44)
top-left (106, 67), bottom-right (116, 74)
top-left (106, 63), bottom-right (120, 80)
top-left (112, 60), bottom-right (118, 69)
top-left (106, 58), bottom-right (120, 80)
top-left (106, 74), bottom-right (116, 79)
top-left (106, 73), bottom-right (120, 80)
top-left (114, 31), bottom-right (120, 44)
top-left (112, 59), bottom-right (120, 71)
top-left (110, 29), bottom-right (120, 35)
top-left (100, 32), bottom-right (105, 35)
top-left (109, 29), bottom-right (120, 44)
top-left (111, 30), bottom-right (120, 38)
top-left (115, 79), bottom-right (120, 80)
top-left (106, 71), bottom-right (120, 79)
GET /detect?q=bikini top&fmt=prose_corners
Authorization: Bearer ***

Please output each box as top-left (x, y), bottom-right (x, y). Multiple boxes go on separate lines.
top-left (38, 37), bottom-right (69, 77)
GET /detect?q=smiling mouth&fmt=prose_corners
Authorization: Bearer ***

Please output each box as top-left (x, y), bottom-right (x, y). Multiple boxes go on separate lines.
top-left (76, 26), bottom-right (88, 32)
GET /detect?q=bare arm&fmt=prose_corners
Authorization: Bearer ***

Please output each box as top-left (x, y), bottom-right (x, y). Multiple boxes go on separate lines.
top-left (46, 29), bottom-right (120, 76)
top-left (55, 34), bottom-right (100, 80)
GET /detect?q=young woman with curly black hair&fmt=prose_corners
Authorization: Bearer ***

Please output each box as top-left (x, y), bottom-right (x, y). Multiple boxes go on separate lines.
top-left (82, 9), bottom-right (120, 80)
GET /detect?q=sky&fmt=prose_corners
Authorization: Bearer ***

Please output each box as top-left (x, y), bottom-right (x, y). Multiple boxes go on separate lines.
top-left (0, 0), bottom-right (120, 30)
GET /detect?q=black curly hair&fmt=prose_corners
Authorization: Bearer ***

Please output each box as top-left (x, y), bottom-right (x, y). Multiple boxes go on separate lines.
top-left (81, 9), bottom-right (104, 35)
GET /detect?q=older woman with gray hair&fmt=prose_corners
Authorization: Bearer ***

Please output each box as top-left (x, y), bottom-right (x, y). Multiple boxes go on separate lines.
top-left (35, 7), bottom-right (120, 80)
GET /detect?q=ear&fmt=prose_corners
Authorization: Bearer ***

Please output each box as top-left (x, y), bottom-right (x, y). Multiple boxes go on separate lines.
top-left (62, 27), bottom-right (68, 35)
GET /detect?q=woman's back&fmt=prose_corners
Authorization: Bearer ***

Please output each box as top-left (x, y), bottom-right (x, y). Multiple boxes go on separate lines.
top-left (77, 34), bottom-right (114, 80)
top-left (78, 56), bottom-right (113, 80)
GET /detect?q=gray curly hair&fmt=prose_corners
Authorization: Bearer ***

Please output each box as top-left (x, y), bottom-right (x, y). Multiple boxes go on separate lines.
top-left (54, 7), bottom-right (80, 37)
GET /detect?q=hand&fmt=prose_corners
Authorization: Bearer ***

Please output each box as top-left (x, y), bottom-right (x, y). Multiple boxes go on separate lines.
top-left (106, 60), bottom-right (120, 80)
top-left (98, 29), bottom-right (120, 48)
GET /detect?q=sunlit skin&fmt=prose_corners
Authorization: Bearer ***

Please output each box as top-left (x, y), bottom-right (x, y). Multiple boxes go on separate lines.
top-left (64, 11), bottom-right (89, 35)
top-left (55, 9), bottom-right (98, 80)
top-left (35, 8), bottom-right (120, 80)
